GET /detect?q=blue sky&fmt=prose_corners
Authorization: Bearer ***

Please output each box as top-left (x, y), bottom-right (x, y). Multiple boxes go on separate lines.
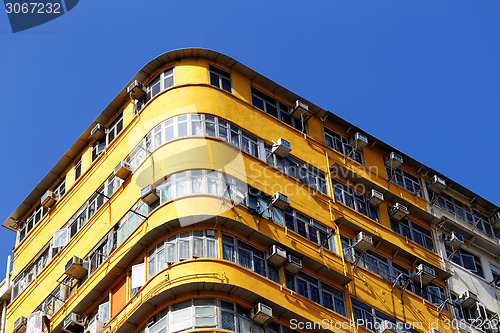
top-left (0, 0), bottom-right (499, 277)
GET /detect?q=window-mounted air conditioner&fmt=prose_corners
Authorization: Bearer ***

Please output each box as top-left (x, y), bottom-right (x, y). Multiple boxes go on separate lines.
top-left (428, 175), bottom-right (447, 193)
top-left (271, 192), bottom-right (290, 210)
top-left (64, 256), bottom-right (88, 280)
top-left (251, 303), bottom-right (273, 326)
top-left (378, 320), bottom-right (399, 333)
top-left (266, 245), bottom-right (287, 266)
top-left (350, 132), bottom-right (368, 151)
top-left (41, 190), bottom-right (57, 209)
top-left (425, 329), bottom-right (444, 333)
top-left (271, 138), bottom-right (292, 158)
top-left (127, 80), bottom-right (146, 100)
top-left (445, 231), bottom-right (464, 248)
top-left (63, 313), bottom-right (84, 333)
top-left (114, 160), bottom-right (132, 180)
top-left (390, 203), bottom-right (409, 221)
top-left (284, 254), bottom-right (302, 274)
top-left (385, 152), bottom-right (403, 169)
top-left (493, 211), bottom-right (500, 228)
top-left (13, 316), bottom-right (27, 333)
top-left (90, 124), bottom-right (105, 140)
top-left (140, 184), bottom-right (159, 205)
top-left (353, 232), bottom-right (373, 252)
top-left (291, 100), bottom-right (309, 120)
top-left (367, 189), bottom-right (384, 207)
top-left (84, 321), bottom-right (104, 333)
top-left (459, 290), bottom-right (478, 308)
top-left (413, 264), bottom-right (436, 286)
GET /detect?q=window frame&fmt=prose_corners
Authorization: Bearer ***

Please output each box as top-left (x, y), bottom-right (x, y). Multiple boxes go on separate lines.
top-left (209, 64), bottom-right (232, 93)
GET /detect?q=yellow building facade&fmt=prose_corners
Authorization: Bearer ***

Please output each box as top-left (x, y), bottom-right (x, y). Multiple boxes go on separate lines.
top-left (3, 49), bottom-right (499, 333)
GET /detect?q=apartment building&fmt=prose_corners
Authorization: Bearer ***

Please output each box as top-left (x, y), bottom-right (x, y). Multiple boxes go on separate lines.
top-left (2, 48), bottom-right (499, 333)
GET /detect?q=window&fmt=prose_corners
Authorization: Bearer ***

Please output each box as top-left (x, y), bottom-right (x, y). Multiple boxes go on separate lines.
top-left (386, 167), bottom-right (422, 196)
top-left (324, 128), bottom-right (363, 164)
top-left (429, 190), bottom-right (499, 239)
top-left (450, 293), bottom-right (498, 332)
top-left (342, 235), bottom-right (445, 306)
top-left (12, 174), bottom-right (122, 301)
top-left (91, 138), bottom-right (106, 162)
top-left (136, 299), bottom-right (294, 333)
top-left (147, 67), bottom-right (174, 100)
top-left (491, 265), bottom-right (500, 287)
top-left (284, 209), bottom-right (333, 249)
top-left (251, 87), bottom-right (304, 132)
top-left (222, 235), bottom-right (280, 283)
top-left (341, 235), bottom-right (409, 286)
top-left (91, 113), bottom-right (124, 162)
top-left (447, 247), bottom-right (484, 277)
top-left (332, 178), bottom-right (379, 221)
top-left (106, 112), bottom-right (123, 144)
top-left (390, 217), bottom-right (434, 251)
top-left (19, 204), bottom-right (47, 242)
top-left (148, 230), bottom-right (217, 278)
top-left (132, 168), bottom-right (332, 251)
top-left (129, 269), bottom-right (141, 299)
top-left (124, 113), bottom-right (326, 194)
top-left (74, 157), bottom-right (82, 180)
top-left (285, 272), bottom-right (346, 316)
top-left (52, 176), bottom-right (66, 199)
top-left (209, 65), bottom-right (232, 92)
top-left (117, 200), bottom-right (149, 245)
top-left (351, 297), bottom-right (421, 333)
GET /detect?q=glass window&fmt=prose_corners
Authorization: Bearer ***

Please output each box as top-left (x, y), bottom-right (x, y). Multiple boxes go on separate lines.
top-left (250, 87), bottom-right (304, 132)
top-left (332, 178), bottom-right (379, 221)
top-left (209, 65), bottom-right (232, 93)
top-left (324, 128), bottom-right (363, 164)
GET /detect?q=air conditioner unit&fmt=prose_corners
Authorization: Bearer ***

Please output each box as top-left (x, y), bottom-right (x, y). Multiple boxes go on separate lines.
top-left (459, 290), bottom-right (479, 308)
top-left (378, 320), bottom-right (399, 333)
top-left (426, 329), bottom-right (444, 333)
top-left (413, 264), bottom-right (436, 286)
top-left (251, 303), bottom-right (273, 326)
top-left (367, 189), bottom-right (384, 207)
top-left (63, 313), bottom-right (84, 333)
top-left (390, 203), bottom-right (409, 221)
top-left (493, 211), bottom-right (500, 228)
top-left (140, 185), bottom-right (159, 205)
top-left (85, 321), bottom-right (104, 333)
top-left (266, 245), bottom-right (287, 266)
top-left (385, 152), bottom-right (403, 169)
top-left (350, 132), bottom-right (368, 151)
top-left (271, 138), bottom-right (292, 158)
top-left (114, 160), bottom-right (132, 180)
top-left (291, 100), bottom-right (309, 120)
top-left (41, 190), bottom-right (57, 208)
top-left (428, 175), bottom-right (447, 193)
top-left (284, 255), bottom-right (302, 274)
top-left (90, 124), bottom-right (105, 140)
top-left (127, 80), bottom-right (146, 100)
top-left (64, 256), bottom-right (88, 279)
top-left (353, 232), bottom-right (373, 252)
top-left (445, 231), bottom-right (464, 248)
top-left (271, 192), bottom-right (290, 210)
top-left (13, 316), bottom-right (27, 333)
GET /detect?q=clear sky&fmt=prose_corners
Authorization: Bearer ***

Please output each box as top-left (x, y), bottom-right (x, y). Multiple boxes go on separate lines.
top-left (0, 0), bottom-right (499, 277)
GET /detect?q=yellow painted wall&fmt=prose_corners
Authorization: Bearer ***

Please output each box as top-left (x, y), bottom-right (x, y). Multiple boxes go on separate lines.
top-left (7, 56), bottom-right (450, 333)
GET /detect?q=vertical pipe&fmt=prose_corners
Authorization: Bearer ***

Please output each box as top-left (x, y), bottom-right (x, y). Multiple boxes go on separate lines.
top-left (1, 256), bottom-right (12, 333)
top-left (5, 256), bottom-right (11, 288)
top-left (0, 300), bottom-right (6, 333)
